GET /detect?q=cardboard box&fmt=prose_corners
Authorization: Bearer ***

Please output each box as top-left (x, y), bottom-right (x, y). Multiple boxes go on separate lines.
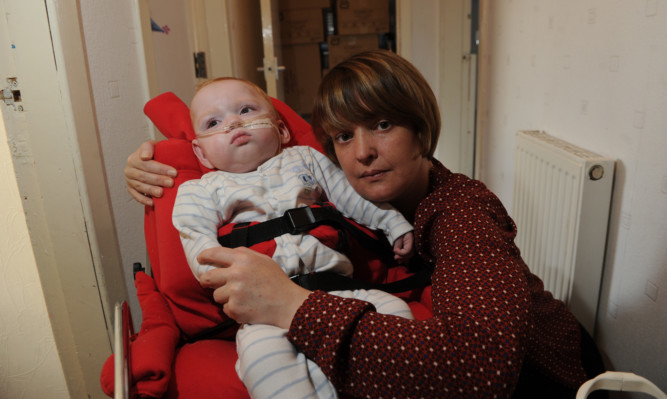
top-left (336, 0), bottom-right (389, 35)
top-left (279, 8), bottom-right (325, 45)
top-left (281, 43), bottom-right (322, 115)
top-left (327, 34), bottom-right (379, 68)
top-left (279, 0), bottom-right (330, 10)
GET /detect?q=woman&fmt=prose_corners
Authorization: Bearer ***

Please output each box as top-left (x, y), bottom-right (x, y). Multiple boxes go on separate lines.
top-left (125, 50), bottom-right (604, 398)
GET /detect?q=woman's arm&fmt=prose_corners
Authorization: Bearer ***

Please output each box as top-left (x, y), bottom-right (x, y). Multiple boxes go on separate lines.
top-left (125, 140), bottom-right (178, 206)
top-left (201, 191), bottom-right (529, 397)
top-left (198, 174), bottom-right (532, 397)
top-left (285, 184), bottom-right (531, 398)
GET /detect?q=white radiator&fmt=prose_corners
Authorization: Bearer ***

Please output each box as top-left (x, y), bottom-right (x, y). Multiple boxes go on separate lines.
top-left (513, 131), bottom-right (615, 334)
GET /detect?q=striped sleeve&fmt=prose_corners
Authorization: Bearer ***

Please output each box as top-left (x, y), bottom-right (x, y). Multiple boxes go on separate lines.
top-left (172, 179), bottom-right (223, 280)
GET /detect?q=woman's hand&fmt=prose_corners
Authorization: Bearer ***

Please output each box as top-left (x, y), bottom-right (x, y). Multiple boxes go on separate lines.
top-left (198, 246), bottom-right (311, 329)
top-left (124, 140), bottom-right (178, 206)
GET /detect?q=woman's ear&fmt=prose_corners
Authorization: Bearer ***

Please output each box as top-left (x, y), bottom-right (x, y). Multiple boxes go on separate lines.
top-left (192, 140), bottom-right (215, 170)
top-left (276, 120), bottom-right (291, 145)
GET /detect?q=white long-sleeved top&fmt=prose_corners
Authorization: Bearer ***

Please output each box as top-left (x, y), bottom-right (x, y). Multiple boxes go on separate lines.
top-left (173, 146), bottom-right (413, 280)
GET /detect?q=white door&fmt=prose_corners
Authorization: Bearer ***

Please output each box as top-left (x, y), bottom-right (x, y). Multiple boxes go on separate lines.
top-left (438, 0), bottom-right (477, 178)
top-left (258, 0), bottom-right (285, 99)
top-left (0, 0), bottom-right (124, 397)
top-left (397, 0), bottom-right (477, 178)
top-left (140, 0), bottom-right (283, 102)
top-left (145, 0), bottom-right (200, 105)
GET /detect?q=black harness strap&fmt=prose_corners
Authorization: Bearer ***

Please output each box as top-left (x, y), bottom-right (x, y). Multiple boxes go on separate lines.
top-left (218, 204), bottom-right (373, 249)
top-left (217, 204), bottom-right (433, 292)
top-left (188, 204), bottom-right (434, 343)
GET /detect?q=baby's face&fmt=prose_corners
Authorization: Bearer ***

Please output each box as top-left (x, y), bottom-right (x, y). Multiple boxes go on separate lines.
top-left (191, 80), bottom-right (288, 173)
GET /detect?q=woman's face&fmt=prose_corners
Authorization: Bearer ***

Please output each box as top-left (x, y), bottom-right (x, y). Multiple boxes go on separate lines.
top-left (331, 121), bottom-right (431, 216)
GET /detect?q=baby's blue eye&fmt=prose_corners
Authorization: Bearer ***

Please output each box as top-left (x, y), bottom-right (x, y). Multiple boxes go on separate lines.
top-left (240, 106), bottom-right (252, 114)
top-left (206, 120), bottom-right (220, 129)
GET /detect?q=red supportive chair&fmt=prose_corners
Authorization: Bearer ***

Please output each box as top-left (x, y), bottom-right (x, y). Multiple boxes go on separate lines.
top-left (100, 93), bottom-right (433, 399)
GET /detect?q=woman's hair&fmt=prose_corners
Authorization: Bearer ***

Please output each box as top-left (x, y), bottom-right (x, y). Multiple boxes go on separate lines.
top-left (193, 77), bottom-right (278, 118)
top-left (311, 50), bottom-right (441, 163)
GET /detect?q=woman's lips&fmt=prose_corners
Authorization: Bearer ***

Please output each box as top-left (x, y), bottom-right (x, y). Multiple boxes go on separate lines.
top-left (360, 169), bottom-right (387, 181)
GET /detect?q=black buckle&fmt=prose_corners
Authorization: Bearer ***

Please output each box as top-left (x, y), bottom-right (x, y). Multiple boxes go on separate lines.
top-left (285, 207), bottom-right (318, 234)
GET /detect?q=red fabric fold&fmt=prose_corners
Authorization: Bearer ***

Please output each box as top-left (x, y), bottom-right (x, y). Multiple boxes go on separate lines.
top-left (143, 92), bottom-right (196, 141)
top-left (100, 272), bottom-right (181, 398)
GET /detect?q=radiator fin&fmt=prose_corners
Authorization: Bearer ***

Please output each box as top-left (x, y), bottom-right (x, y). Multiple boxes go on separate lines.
top-left (513, 131), bottom-right (614, 334)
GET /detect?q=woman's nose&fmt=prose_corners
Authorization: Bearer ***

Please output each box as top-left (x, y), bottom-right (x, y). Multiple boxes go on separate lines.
top-left (353, 128), bottom-right (377, 163)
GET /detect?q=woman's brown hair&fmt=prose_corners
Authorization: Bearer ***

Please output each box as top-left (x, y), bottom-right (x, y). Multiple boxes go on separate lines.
top-left (311, 50), bottom-right (441, 163)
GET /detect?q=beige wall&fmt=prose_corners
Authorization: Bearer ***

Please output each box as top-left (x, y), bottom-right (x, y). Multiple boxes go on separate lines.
top-left (0, 122), bottom-right (69, 397)
top-left (79, 0), bottom-right (156, 329)
top-left (478, 0), bottom-right (667, 390)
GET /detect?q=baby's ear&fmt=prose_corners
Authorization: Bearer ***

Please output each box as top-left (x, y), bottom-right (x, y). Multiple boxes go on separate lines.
top-left (276, 120), bottom-right (291, 145)
top-left (192, 140), bottom-right (215, 170)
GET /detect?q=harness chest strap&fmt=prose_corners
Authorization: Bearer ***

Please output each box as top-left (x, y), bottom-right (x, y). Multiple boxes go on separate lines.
top-left (217, 203), bottom-right (433, 294)
top-left (218, 204), bottom-right (363, 249)
top-left (187, 204), bottom-right (433, 342)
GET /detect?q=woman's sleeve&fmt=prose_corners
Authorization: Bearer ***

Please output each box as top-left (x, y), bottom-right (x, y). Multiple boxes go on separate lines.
top-left (286, 184), bottom-right (531, 398)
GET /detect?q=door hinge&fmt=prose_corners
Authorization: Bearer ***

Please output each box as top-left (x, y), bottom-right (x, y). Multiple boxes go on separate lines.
top-left (2, 77), bottom-right (23, 111)
top-left (194, 52), bottom-right (207, 79)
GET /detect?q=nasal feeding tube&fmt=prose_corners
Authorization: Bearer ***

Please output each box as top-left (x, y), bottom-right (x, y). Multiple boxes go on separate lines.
top-left (195, 114), bottom-right (277, 138)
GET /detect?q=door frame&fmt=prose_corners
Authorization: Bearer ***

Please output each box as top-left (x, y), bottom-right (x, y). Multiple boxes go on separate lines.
top-left (0, 0), bottom-right (126, 396)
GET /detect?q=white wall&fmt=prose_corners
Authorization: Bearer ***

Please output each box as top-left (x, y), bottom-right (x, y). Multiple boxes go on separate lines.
top-left (79, 1), bottom-right (157, 324)
top-left (147, 0), bottom-right (198, 104)
top-left (0, 122), bottom-right (69, 397)
top-left (478, 0), bottom-right (667, 390)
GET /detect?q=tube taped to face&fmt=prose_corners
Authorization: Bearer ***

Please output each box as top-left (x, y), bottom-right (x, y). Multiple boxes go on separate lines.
top-left (196, 114), bottom-right (277, 138)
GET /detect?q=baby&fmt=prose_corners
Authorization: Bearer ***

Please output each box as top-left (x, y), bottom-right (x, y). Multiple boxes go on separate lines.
top-left (172, 77), bottom-right (414, 399)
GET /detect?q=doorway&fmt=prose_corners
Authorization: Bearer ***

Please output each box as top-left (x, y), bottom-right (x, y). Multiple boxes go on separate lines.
top-left (140, 0), bottom-right (398, 120)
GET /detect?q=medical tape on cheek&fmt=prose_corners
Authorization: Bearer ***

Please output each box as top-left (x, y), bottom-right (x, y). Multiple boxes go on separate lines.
top-left (196, 115), bottom-right (277, 138)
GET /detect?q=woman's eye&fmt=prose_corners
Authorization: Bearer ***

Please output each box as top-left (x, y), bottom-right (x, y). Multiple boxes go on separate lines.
top-left (335, 132), bottom-right (353, 143)
top-left (376, 120), bottom-right (392, 131)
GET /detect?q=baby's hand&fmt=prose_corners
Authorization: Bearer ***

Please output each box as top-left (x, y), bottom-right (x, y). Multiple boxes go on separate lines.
top-left (393, 231), bottom-right (414, 264)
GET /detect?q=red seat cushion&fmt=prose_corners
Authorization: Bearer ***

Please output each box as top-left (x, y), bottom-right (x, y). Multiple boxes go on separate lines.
top-left (102, 92), bottom-right (433, 398)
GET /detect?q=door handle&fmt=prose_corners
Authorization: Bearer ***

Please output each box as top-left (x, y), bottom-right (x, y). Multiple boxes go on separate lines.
top-left (256, 65), bottom-right (286, 72)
